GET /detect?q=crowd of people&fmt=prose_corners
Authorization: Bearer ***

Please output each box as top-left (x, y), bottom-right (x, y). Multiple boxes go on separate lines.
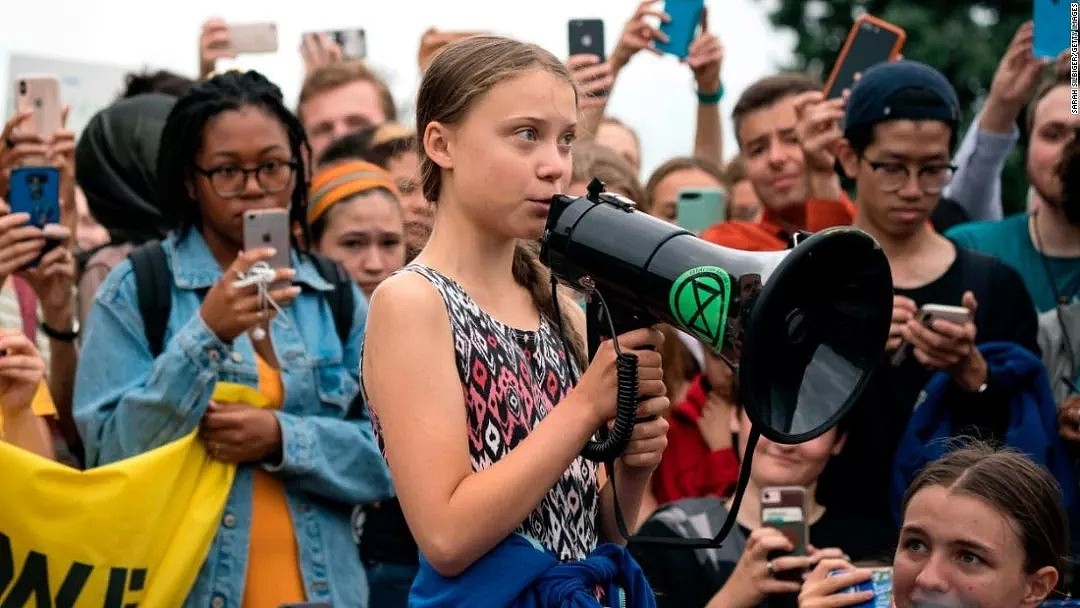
top-left (1, 4), bottom-right (1079, 607)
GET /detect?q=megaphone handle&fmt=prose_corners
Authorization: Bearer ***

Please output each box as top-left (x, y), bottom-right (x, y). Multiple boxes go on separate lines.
top-left (580, 293), bottom-right (642, 463)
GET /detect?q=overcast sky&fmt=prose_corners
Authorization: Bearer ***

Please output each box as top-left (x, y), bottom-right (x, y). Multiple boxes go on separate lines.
top-left (0, 0), bottom-right (794, 177)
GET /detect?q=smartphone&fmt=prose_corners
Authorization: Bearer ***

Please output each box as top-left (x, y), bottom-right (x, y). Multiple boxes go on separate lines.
top-left (8, 166), bottom-right (61, 268)
top-left (676, 188), bottom-right (726, 234)
top-left (14, 75), bottom-right (62, 166)
top-left (831, 567), bottom-right (893, 607)
top-left (890, 303), bottom-right (972, 366)
top-left (569, 19), bottom-right (606, 61)
top-left (8, 166), bottom-right (60, 228)
top-left (823, 15), bottom-right (906, 100)
top-left (1034, 0), bottom-right (1072, 59)
top-left (656, 0), bottom-right (705, 59)
top-left (243, 209), bottom-right (292, 289)
top-left (230, 22), bottom-right (279, 54)
top-left (762, 486), bottom-right (808, 582)
top-left (324, 28), bottom-right (367, 60)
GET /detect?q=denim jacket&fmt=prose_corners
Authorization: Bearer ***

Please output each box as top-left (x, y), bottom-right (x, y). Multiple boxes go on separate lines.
top-left (74, 229), bottom-right (394, 608)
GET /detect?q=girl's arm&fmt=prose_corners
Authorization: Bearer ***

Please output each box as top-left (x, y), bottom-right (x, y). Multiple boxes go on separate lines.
top-left (363, 272), bottom-right (661, 576)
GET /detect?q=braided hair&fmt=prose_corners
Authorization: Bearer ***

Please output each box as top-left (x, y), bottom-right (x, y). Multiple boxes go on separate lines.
top-left (156, 70), bottom-right (313, 249)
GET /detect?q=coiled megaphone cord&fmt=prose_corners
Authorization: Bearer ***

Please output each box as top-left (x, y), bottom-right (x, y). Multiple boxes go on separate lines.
top-left (549, 276), bottom-right (641, 463)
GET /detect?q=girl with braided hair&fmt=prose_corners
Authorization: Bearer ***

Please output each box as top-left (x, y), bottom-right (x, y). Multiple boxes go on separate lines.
top-left (75, 70), bottom-right (392, 607)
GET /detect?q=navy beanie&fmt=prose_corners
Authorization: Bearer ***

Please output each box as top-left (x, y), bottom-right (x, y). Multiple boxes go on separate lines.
top-left (843, 60), bottom-right (961, 137)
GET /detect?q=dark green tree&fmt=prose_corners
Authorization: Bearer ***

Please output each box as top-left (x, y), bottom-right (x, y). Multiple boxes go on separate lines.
top-left (763, 0), bottom-right (1031, 214)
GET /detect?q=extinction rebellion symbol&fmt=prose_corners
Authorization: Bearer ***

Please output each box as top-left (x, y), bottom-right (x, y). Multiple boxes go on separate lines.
top-left (669, 266), bottom-right (732, 351)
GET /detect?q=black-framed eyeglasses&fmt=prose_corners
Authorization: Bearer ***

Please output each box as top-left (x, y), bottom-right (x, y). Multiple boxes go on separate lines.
top-left (192, 160), bottom-right (298, 198)
top-left (863, 158), bottom-right (957, 194)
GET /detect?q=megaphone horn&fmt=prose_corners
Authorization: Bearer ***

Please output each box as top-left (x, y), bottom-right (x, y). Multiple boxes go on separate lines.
top-left (540, 179), bottom-right (893, 450)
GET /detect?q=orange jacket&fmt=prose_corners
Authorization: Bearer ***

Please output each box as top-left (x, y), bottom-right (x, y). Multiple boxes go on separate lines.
top-left (701, 193), bottom-right (856, 251)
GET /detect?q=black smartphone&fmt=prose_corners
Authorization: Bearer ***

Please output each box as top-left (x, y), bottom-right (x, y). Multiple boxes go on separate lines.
top-left (328, 28), bottom-right (367, 60)
top-left (568, 19), bottom-right (606, 61)
top-left (823, 15), bottom-right (906, 100)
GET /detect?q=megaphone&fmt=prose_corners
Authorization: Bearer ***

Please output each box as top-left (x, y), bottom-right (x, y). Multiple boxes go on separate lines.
top-left (540, 179), bottom-right (892, 547)
top-left (542, 179), bottom-right (892, 449)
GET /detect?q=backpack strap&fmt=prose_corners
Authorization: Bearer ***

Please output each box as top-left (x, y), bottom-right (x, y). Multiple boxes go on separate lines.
top-left (309, 253), bottom-right (355, 348)
top-left (10, 275), bottom-right (38, 343)
top-left (129, 240), bottom-right (171, 357)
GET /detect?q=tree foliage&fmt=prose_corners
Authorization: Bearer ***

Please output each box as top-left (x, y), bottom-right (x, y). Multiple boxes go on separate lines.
top-left (763, 0), bottom-right (1030, 213)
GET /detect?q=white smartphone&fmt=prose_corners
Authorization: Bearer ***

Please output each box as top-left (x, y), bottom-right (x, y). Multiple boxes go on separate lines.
top-left (891, 303), bottom-right (971, 366)
top-left (919, 303), bottom-right (971, 326)
top-left (230, 22), bottom-right (279, 54)
top-left (14, 75), bottom-right (62, 166)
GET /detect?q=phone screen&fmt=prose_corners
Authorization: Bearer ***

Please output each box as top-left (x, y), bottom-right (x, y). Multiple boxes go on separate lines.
top-left (824, 19), bottom-right (902, 99)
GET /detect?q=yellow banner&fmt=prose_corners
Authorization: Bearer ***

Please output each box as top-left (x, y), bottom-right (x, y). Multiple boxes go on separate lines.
top-left (0, 383), bottom-right (267, 607)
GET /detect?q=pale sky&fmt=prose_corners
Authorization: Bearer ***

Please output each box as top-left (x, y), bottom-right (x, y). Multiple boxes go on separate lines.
top-left (0, 0), bottom-right (794, 178)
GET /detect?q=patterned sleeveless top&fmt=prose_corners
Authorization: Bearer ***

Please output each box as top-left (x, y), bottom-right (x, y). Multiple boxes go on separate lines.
top-left (365, 264), bottom-right (599, 562)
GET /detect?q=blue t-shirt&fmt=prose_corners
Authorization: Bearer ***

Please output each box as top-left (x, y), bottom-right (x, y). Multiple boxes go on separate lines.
top-left (946, 213), bottom-right (1080, 313)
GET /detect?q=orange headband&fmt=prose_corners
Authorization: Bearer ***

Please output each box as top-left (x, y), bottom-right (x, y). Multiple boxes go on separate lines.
top-left (308, 160), bottom-right (400, 224)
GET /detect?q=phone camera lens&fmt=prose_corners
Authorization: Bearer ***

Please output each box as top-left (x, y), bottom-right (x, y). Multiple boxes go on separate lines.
top-left (18, 81), bottom-right (26, 95)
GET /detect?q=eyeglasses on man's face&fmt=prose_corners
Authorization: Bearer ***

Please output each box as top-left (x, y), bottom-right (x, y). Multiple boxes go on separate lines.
top-left (862, 158), bottom-right (956, 194)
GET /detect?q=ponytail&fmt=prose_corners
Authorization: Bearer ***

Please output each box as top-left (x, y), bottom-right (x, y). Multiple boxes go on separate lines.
top-left (511, 241), bottom-right (586, 368)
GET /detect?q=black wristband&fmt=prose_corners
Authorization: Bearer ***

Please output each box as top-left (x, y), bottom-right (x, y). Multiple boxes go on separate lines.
top-left (40, 320), bottom-right (80, 342)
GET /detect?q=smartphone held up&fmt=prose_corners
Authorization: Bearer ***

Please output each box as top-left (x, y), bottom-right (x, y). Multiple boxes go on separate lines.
top-left (762, 486), bottom-right (808, 582)
top-left (656, 0), bottom-right (706, 59)
top-left (568, 19), bottom-right (606, 61)
top-left (242, 208), bottom-right (292, 291)
top-left (823, 15), bottom-right (906, 100)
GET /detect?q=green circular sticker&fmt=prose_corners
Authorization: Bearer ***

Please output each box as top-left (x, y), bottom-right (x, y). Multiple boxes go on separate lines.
top-left (669, 266), bottom-right (732, 351)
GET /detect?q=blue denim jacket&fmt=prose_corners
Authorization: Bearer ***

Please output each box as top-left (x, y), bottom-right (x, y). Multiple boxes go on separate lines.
top-left (74, 229), bottom-right (394, 608)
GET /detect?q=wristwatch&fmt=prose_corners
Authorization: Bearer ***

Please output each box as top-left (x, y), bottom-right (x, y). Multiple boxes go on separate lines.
top-left (40, 318), bottom-right (80, 342)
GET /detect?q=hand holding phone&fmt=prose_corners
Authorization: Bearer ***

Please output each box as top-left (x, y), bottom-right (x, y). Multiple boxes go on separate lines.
top-left (823, 15), bottom-right (906, 100)
top-left (891, 301), bottom-right (975, 368)
top-left (6, 167), bottom-right (60, 269)
top-left (300, 32), bottom-right (344, 73)
top-left (199, 246), bottom-right (299, 343)
top-left (762, 486), bottom-right (809, 583)
top-left (199, 18), bottom-right (237, 78)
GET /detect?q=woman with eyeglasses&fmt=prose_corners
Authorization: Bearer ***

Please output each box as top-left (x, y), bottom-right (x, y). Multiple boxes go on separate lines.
top-left (74, 71), bottom-right (393, 608)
